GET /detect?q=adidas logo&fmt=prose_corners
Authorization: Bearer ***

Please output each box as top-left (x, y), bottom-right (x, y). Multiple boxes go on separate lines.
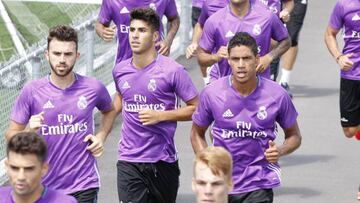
top-left (120, 7), bottom-right (129, 14)
top-left (340, 117), bottom-right (348, 122)
top-left (222, 109), bottom-right (234, 118)
top-left (225, 30), bottom-right (235, 38)
top-left (122, 81), bottom-right (130, 89)
top-left (43, 100), bottom-right (54, 109)
top-left (352, 13), bottom-right (360, 21)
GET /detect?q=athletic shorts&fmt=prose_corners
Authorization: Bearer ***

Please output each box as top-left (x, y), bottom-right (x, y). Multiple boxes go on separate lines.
top-left (340, 78), bottom-right (360, 127)
top-left (70, 187), bottom-right (99, 203)
top-left (117, 160), bottom-right (180, 203)
top-left (286, 0), bottom-right (307, 47)
top-left (192, 7), bottom-right (202, 27)
top-left (228, 189), bottom-right (274, 203)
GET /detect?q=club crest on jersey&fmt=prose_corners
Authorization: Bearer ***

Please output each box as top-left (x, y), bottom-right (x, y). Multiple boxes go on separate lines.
top-left (147, 79), bottom-right (157, 91)
top-left (252, 24), bottom-right (262, 36)
top-left (77, 96), bottom-right (88, 110)
top-left (257, 106), bottom-right (267, 120)
top-left (149, 3), bottom-right (156, 11)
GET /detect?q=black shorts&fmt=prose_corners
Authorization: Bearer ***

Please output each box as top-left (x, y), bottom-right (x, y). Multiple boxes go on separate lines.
top-left (70, 187), bottom-right (99, 203)
top-left (229, 189), bottom-right (274, 203)
top-left (117, 160), bottom-right (180, 203)
top-left (286, 0), bottom-right (307, 47)
top-left (192, 7), bottom-right (202, 27)
top-left (340, 78), bottom-right (360, 127)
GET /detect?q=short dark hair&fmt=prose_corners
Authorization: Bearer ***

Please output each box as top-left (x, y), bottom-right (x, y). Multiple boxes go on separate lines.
top-left (228, 32), bottom-right (258, 56)
top-left (7, 132), bottom-right (48, 163)
top-left (47, 25), bottom-right (78, 50)
top-left (130, 8), bottom-right (160, 32)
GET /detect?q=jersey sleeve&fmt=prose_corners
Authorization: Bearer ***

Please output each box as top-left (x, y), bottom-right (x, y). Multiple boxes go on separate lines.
top-left (98, 0), bottom-right (113, 25)
top-left (172, 67), bottom-right (198, 102)
top-left (199, 18), bottom-right (216, 52)
top-left (270, 13), bottom-right (288, 41)
top-left (328, 1), bottom-right (344, 30)
top-left (10, 84), bottom-right (33, 125)
top-left (192, 89), bottom-right (214, 127)
top-left (276, 93), bottom-right (298, 129)
top-left (164, 0), bottom-right (179, 19)
top-left (197, 2), bottom-right (209, 27)
top-left (95, 81), bottom-right (113, 112)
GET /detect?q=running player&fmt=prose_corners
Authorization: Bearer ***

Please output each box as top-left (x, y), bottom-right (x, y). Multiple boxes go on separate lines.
top-left (324, 0), bottom-right (360, 199)
top-left (192, 146), bottom-right (233, 203)
top-left (5, 25), bottom-right (115, 202)
top-left (197, 0), bottom-right (291, 83)
top-left (112, 8), bottom-right (198, 202)
top-left (191, 32), bottom-right (301, 202)
top-left (192, 0), bottom-right (206, 27)
top-left (96, 0), bottom-right (180, 63)
top-left (278, 0), bottom-right (308, 96)
top-left (0, 132), bottom-right (77, 203)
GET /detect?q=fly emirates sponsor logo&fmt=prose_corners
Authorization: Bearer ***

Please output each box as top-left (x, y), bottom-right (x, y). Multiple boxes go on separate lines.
top-left (41, 114), bottom-right (87, 135)
top-left (124, 94), bottom-right (166, 112)
top-left (220, 121), bottom-right (267, 139)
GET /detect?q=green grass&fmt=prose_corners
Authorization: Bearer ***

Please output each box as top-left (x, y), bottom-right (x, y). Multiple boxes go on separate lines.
top-left (0, 17), bottom-right (15, 62)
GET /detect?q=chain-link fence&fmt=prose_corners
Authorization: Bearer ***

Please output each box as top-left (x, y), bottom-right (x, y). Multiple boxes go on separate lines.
top-left (0, 0), bottom-right (191, 185)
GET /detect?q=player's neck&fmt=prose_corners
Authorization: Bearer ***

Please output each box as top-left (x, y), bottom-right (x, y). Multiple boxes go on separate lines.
top-left (13, 184), bottom-right (44, 203)
top-left (232, 76), bottom-right (257, 97)
top-left (230, 1), bottom-right (250, 18)
top-left (50, 72), bottom-right (76, 90)
top-left (132, 48), bottom-right (158, 69)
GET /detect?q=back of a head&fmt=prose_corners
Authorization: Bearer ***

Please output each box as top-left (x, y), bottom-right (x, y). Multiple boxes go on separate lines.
top-left (7, 132), bottom-right (48, 163)
top-left (130, 8), bottom-right (160, 32)
top-left (47, 25), bottom-right (78, 50)
top-left (194, 146), bottom-right (233, 182)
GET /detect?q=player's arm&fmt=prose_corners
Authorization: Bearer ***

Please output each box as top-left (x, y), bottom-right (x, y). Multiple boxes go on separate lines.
top-left (5, 121), bottom-right (26, 141)
top-left (157, 15), bottom-right (180, 56)
top-left (95, 21), bottom-right (116, 42)
top-left (265, 121), bottom-right (301, 163)
top-left (279, 0), bottom-right (294, 22)
top-left (197, 46), bottom-right (227, 67)
top-left (324, 25), bottom-right (353, 71)
top-left (6, 112), bottom-right (45, 141)
top-left (190, 123), bottom-right (209, 154)
top-left (186, 23), bottom-right (203, 59)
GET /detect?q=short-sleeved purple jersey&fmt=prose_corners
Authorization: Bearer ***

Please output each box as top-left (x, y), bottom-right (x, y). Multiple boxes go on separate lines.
top-left (10, 74), bottom-right (112, 194)
top-left (329, 0), bottom-right (360, 80)
top-left (98, 0), bottom-right (178, 64)
top-left (0, 186), bottom-right (77, 203)
top-left (192, 0), bottom-right (206, 8)
top-left (197, 0), bottom-right (229, 27)
top-left (113, 55), bottom-right (198, 163)
top-left (192, 76), bottom-right (298, 194)
top-left (199, 1), bottom-right (288, 81)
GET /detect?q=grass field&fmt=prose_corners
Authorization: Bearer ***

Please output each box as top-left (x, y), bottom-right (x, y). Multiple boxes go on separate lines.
top-left (0, 17), bottom-right (16, 62)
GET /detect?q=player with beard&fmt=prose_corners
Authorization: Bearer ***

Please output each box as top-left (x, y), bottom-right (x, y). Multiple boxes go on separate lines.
top-left (112, 8), bottom-right (198, 203)
top-left (6, 25), bottom-right (115, 202)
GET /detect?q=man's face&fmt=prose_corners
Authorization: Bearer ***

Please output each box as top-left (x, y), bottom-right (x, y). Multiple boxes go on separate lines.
top-left (5, 152), bottom-right (48, 197)
top-left (228, 45), bottom-right (259, 84)
top-left (192, 162), bottom-right (232, 203)
top-left (129, 19), bottom-right (158, 54)
top-left (45, 38), bottom-right (79, 77)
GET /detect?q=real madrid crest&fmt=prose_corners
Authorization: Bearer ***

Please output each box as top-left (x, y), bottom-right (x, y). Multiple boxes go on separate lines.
top-left (252, 24), bottom-right (262, 36)
top-left (147, 79), bottom-right (157, 92)
top-left (256, 106), bottom-right (267, 120)
top-left (77, 96), bottom-right (88, 110)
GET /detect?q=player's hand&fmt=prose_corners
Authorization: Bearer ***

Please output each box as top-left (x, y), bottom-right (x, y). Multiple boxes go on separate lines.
top-left (256, 55), bottom-right (273, 73)
top-left (186, 43), bottom-right (198, 59)
top-left (337, 53), bottom-right (354, 71)
top-left (99, 25), bottom-right (116, 42)
top-left (265, 140), bottom-right (281, 163)
top-left (138, 109), bottom-right (162, 125)
top-left (279, 10), bottom-right (291, 22)
top-left (156, 40), bottom-right (171, 56)
top-left (214, 46), bottom-right (228, 62)
top-left (84, 135), bottom-right (104, 158)
top-left (29, 112), bottom-right (44, 131)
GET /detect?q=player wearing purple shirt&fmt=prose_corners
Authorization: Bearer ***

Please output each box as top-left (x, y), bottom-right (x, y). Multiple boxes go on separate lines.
top-left (192, 0), bottom-right (206, 27)
top-left (96, 0), bottom-right (180, 63)
top-left (197, 0), bottom-right (291, 83)
top-left (191, 32), bottom-right (301, 202)
top-left (325, 0), bottom-right (360, 199)
top-left (5, 25), bottom-right (115, 202)
top-left (0, 132), bottom-right (77, 203)
top-left (112, 8), bottom-right (198, 202)
top-left (257, 0), bottom-right (293, 21)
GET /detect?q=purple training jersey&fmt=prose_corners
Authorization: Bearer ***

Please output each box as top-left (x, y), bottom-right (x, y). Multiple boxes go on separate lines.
top-left (0, 186), bottom-right (77, 203)
top-left (329, 0), bottom-right (360, 80)
top-left (256, 0), bottom-right (292, 17)
top-left (199, 1), bottom-right (288, 81)
top-left (98, 0), bottom-right (179, 64)
top-left (113, 55), bottom-right (198, 163)
top-left (192, 0), bottom-right (206, 8)
top-left (192, 76), bottom-right (298, 194)
top-left (10, 74), bottom-right (113, 194)
top-left (197, 0), bottom-right (229, 27)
